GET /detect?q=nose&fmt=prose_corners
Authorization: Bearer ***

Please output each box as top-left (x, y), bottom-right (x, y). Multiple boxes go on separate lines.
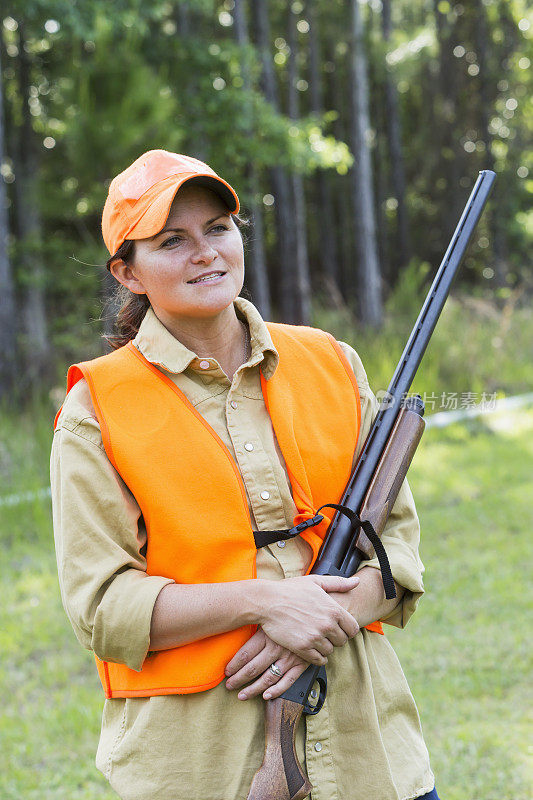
top-left (190, 237), bottom-right (218, 265)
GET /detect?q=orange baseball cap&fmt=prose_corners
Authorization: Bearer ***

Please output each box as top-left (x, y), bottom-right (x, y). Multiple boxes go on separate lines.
top-left (102, 149), bottom-right (240, 257)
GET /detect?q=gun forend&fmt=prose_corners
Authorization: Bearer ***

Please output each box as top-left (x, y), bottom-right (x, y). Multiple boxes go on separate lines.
top-left (347, 399), bottom-right (425, 565)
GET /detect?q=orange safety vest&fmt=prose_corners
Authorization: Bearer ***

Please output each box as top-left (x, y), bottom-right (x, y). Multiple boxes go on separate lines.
top-left (55, 322), bottom-right (383, 699)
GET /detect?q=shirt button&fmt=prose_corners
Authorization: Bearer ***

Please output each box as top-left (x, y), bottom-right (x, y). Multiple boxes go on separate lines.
top-left (244, 442), bottom-right (254, 452)
top-left (314, 742), bottom-right (322, 752)
top-left (230, 400), bottom-right (238, 409)
top-left (260, 490), bottom-right (270, 500)
top-left (199, 360), bottom-right (210, 370)
top-left (277, 540), bottom-right (286, 549)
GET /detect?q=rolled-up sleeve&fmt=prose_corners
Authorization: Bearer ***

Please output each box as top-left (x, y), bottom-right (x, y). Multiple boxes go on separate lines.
top-left (338, 342), bottom-right (425, 628)
top-left (51, 393), bottom-right (174, 671)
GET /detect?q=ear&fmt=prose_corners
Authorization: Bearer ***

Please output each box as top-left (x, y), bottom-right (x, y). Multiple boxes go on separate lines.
top-left (109, 258), bottom-right (147, 296)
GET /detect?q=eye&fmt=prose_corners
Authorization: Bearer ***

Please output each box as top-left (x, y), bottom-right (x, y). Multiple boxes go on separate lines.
top-left (161, 235), bottom-right (182, 248)
top-left (209, 224), bottom-right (228, 233)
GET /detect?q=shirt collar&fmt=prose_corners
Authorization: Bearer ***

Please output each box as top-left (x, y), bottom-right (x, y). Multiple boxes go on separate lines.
top-left (132, 297), bottom-right (279, 380)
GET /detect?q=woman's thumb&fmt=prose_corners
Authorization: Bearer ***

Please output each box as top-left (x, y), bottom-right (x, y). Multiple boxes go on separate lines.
top-left (312, 574), bottom-right (359, 593)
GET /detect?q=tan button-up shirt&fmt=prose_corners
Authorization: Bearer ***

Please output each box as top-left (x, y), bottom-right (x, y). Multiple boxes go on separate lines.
top-left (51, 297), bottom-right (434, 800)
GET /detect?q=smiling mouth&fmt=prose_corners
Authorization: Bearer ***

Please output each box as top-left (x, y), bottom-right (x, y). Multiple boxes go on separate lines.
top-left (187, 271), bottom-right (227, 284)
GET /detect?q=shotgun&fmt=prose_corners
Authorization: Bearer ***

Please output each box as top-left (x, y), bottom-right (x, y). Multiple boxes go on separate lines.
top-left (247, 169), bottom-right (496, 800)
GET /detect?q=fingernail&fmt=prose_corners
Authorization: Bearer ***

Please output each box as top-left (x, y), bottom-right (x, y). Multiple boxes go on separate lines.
top-left (264, 692), bottom-right (271, 700)
top-left (238, 692), bottom-right (246, 700)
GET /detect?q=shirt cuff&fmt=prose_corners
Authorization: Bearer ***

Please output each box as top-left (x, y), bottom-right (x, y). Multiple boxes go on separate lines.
top-left (91, 571), bottom-right (175, 671)
top-left (357, 535), bottom-right (424, 629)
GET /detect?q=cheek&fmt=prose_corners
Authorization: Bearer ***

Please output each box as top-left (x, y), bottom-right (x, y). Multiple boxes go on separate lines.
top-left (226, 236), bottom-right (245, 270)
top-left (146, 260), bottom-right (188, 290)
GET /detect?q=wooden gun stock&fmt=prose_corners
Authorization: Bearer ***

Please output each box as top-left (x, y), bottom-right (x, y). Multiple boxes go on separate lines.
top-left (247, 697), bottom-right (311, 800)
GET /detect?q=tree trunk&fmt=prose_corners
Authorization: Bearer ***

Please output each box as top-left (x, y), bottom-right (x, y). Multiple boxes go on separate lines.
top-left (381, 0), bottom-right (411, 270)
top-left (433, 0), bottom-right (463, 238)
top-left (308, 0), bottom-right (340, 292)
top-left (14, 21), bottom-right (51, 387)
top-left (175, 3), bottom-right (209, 161)
top-left (287, 3), bottom-right (311, 325)
top-left (328, 44), bottom-right (354, 303)
top-left (374, 122), bottom-right (389, 283)
top-left (175, 2), bottom-right (190, 35)
top-left (233, 0), bottom-right (271, 318)
top-left (0, 43), bottom-right (17, 400)
top-left (348, 0), bottom-right (383, 327)
top-left (473, 0), bottom-right (507, 287)
top-left (253, 0), bottom-right (297, 322)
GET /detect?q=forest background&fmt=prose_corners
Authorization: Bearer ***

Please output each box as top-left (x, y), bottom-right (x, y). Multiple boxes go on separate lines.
top-left (0, 0), bottom-right (531, 399)
top-left (0, 0), bottom-right (531, 798)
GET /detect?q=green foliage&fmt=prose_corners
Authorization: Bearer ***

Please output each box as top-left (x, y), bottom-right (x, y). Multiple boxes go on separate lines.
top-left (1, 0), bottom-right (531, 378)
top-left (314, 282), bottom-right (533, 398)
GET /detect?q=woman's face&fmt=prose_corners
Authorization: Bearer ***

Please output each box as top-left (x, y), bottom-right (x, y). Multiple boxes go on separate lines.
top-left (112, 183), bottom-right (245, 323)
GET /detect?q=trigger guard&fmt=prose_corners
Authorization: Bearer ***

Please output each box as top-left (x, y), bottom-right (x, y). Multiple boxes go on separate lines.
top-left (303, 665), bottom-right (327, 716)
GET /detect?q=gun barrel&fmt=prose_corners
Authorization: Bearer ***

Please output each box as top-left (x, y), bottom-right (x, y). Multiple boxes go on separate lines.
top-left (313, 169), bottom-right (496, 577)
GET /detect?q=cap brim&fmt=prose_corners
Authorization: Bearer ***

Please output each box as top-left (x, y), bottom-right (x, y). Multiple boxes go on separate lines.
top-left (124, 173), bottom-right (240, 244)
top-left (182, 175), bottom-right (238, 212)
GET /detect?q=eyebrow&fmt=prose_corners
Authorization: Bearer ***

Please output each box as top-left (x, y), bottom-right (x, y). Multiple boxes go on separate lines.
top-left (154, 213), bottom-right (230, 239)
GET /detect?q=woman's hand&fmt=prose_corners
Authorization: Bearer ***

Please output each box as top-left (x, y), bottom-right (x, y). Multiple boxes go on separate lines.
top-left (225, 628), bottom-right (310, 701)
top-left (328, 567), bottom-right (405, 628)
top-left (252, 574), bottom-right (361, 665)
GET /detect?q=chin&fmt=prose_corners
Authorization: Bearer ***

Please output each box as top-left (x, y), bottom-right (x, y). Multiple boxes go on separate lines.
top-left (185, 290), bottom-right (241, 318)
top-left (196, 279), bottom-right (242, 306)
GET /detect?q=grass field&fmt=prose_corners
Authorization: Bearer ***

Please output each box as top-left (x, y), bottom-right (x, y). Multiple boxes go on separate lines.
top-left (0, 400), bottom-right (531, 799)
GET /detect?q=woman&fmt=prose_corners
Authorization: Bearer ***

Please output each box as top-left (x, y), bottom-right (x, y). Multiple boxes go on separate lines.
top-left (51, 149), bottom-right (439, 800)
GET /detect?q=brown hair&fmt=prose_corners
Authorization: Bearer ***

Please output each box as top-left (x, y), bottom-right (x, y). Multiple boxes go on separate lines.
top-left (103, 213), bottom-right (248, 350)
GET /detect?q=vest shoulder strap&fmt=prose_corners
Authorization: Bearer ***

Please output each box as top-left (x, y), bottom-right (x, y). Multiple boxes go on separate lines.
top-left (54, 345), bottom-right (132, 431)
top-left (264, 322), bottom-right (360, 397)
